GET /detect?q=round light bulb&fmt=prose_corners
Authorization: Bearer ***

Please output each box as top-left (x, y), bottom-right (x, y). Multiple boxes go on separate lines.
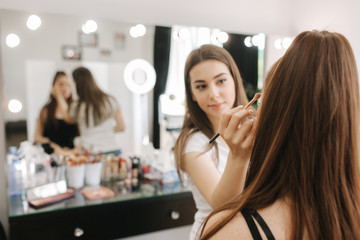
top-left (6, 34), bottom-right (20, 48)
top-left (130, 26), bottom-right (138, 38)
top-left (135, 24), bottom-right (146, 37)
top-left (210, 29), bottom-right (221, 44)
top-left (178, 28), bottom-right (190, 40)
top-left (124, 59), bottom-right (156, 94)
top-left (244, 36), bottom-right (253, 47)
top-left (8, 99), bottom-right (23, 113)
top-left (217, 31), bottom-right (229, 43)
top-left (274, 38), bottom-right (283, 50)
top-left (282, 37), bottom-right (292, 49)
top-left (26, 15), bottom-right (42, 30)
top-left (82, 20), bottom-right (97, 34)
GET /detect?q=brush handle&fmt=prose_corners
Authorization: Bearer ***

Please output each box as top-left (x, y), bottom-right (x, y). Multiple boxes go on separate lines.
top-left (209, 133), bottom-right (220, 144)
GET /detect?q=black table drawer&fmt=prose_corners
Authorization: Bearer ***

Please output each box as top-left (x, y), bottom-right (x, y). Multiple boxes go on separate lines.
top-left (10, 192), bottom-right (196, 240)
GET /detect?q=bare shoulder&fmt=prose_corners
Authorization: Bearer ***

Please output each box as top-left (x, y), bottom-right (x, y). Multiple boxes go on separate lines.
top-left (203, 199), bottom-right (292, 240)
top-left (39, 107), bottom-right (48, 121)
top-left (203, 209), bottom-right (254, 239)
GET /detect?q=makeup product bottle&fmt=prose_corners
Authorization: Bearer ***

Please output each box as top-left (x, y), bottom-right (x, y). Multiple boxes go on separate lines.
top-left (111, 154), bottom-right (118, 180)
top-left (119, 158), bottom-right (127, 179)
top-left (103, 154), bottom-right (112, 181)
top-left (131, 157), bottom-right (139, 179)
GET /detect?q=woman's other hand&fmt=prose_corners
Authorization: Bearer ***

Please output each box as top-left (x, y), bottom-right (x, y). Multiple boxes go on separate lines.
top-left (219, 106), bottom-right (256, 161)
top-left (51, 85), bottom-right (62, 100)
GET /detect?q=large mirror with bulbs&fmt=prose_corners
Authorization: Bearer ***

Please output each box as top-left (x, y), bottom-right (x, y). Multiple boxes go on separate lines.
top-left (1, 8), bottom-right (290, 154)
top-left (0, 9), bottom-right (155, 155)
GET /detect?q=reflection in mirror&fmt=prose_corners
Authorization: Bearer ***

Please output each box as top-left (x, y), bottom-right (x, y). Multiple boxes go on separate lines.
top-left (157, 25), bottom-right (266, 150)
top-left (1, 8), bottom-right (267, 156)
top-left (132, 69), bottom-right (147, 85)
top-left (0, 9), bottom-right (154, 154)
top-left (123, 58), bottom-right (156, 155)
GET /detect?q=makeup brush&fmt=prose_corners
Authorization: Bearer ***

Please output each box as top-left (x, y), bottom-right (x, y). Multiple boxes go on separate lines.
top-left (209, 93), bottom-right (261, 144)
top-left (243, 92), bottom-right (261, 110)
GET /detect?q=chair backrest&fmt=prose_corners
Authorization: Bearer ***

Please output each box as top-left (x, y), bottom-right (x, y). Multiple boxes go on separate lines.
top-left (0, 221), bottom-right (6, 240)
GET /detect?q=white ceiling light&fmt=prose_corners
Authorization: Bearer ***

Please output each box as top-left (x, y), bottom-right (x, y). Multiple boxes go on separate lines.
top-left (8, 99), bottom-right (23, 113)
top-left (135, 24), bottom-right (146, 37)
top-left (244, 36), bottom-right (253, 47)
top-left (210, 29), bottom-right (220, 44)
top-left (82, 20), bottom-right (97, 34)
top-left (124, 59), bottom-right (156, 94)
top-left (26, 15), bottom-right (42, 30)
top-left (274, 37), bottom-right (292, 50)
top-left (6, 33), bottom-right (20, 48)
top-left (130, 24), bottom-right (146, 38)
top-left (217, 31), bottom-right (229, 44)
top-left (129, 26), bottom-right (138, 38)
top-left (178, 28), bottom-right (189, 40)
top-left (253, 33), bottom-right (265, 50)
top-left (282, 37), bottom-right (292, 49)
top-left (274, 38), bottom-right (283, 49)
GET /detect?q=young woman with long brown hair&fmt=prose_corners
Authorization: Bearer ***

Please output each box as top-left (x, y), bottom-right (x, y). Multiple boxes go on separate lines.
top-left (201, 30), bottom-right (360, 239)
top-left (34, 71), bottom-right (79, 154)
top-left (57, 66), bottom-right (125, 155)
top-left (173, 44), bottom-right (257, 239)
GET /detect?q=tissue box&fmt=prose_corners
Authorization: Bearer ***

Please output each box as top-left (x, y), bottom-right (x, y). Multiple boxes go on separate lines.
top-left (143, 165), bottom-right (180, 185)
top-left (160, 169), bottom-right (180, 185)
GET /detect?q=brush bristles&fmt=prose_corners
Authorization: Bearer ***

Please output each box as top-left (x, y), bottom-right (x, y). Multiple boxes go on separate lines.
top-left (244, 93), bottom-right (261, 109)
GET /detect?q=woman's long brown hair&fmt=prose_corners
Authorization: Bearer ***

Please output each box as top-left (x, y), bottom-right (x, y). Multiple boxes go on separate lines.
top-left (40, 71), bottom-right (73, 129)
top-left (173, 44), bottom-right (249, 183)
top-left (72, 67), bottom-right (113, 127)
top-left (201, 30), bottom-right (360, 239)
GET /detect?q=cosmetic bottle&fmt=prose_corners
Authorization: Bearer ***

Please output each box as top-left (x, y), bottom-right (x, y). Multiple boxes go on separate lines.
top-left (7, 146), bottom-right (24, 196)
top-left (131, 157), bottom-right (139, 179)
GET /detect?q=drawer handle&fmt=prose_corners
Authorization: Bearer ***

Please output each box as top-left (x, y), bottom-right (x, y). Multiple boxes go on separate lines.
top-left (74, 227), bottom-right (84, 237)
top-left (171, 210), bottom-right (180, 220)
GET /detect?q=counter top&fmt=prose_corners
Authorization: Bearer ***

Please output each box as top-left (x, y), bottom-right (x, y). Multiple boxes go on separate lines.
top-left (9, 180), bottom-right (197, 240)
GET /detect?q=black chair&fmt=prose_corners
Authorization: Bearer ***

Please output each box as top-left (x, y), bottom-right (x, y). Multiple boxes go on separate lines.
top-left (0, 221), bottom-right (6, 240)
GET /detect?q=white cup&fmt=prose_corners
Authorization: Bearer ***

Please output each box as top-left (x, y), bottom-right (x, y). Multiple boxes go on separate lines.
top-left (85, 162), bottom-right (102, 186)
top-left (66, 164), bottom-right (85, 189)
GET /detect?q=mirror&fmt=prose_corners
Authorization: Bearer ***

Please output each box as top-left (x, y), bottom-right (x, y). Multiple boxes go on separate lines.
top-left (1, 9), bottom-right (269, 154)
top-left (0, 9), bottom-right (154, 154)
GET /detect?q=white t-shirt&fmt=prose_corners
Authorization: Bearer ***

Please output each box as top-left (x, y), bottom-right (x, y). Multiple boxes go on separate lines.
top-left (69, 97), bottom-right (120, 153)
top-left (184, 132), bottom-right (229, 240)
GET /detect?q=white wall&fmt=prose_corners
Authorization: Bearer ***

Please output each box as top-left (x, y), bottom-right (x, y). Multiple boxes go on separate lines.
top-left (290, 0), bottom-right (360, 75)
top-left (261, 0), bottom-right (360, 82)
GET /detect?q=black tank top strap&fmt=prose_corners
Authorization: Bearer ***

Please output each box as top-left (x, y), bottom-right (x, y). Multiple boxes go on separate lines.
top-left (240, 209), bottom-right (262, 240)
top-left (240, 209), bottom-right (276, 240)
top-left (252, 210), bottom-right (275, 240)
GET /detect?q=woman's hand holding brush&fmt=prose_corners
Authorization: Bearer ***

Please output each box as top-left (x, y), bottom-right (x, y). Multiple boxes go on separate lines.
top-left (210, 93), bottom-right (260, 161)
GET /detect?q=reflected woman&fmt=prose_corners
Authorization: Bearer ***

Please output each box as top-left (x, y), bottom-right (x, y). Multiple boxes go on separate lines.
top-left (174, 44), bottom-right (255, 240)
top-left (57, 66), bottom-right (125, 155)
top-left (34, 71), bottom-right (79, 154)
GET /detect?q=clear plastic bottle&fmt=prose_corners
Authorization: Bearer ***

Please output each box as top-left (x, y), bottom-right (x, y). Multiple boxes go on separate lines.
top-left (7, 146), bottom-right (24, 196)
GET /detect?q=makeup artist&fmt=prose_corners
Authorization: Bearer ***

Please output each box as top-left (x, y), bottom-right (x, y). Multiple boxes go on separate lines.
top-left (174, 44), bottom-right (257, 240)
top-left (56, 66), bottom-right (125, 155)
top-left (201, 30), bottom-right (360, 239)
top-left (34, 71), bottom-right (79, 155)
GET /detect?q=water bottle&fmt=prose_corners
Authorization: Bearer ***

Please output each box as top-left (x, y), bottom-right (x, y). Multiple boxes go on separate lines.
top-left (7, 146), bottom-right (24, 196)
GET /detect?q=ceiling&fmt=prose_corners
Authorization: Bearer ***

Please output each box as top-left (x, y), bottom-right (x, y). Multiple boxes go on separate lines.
top-left (0, 0), bottom-right (358, 39)
top-left (0, 0), bottom-right (296, 35)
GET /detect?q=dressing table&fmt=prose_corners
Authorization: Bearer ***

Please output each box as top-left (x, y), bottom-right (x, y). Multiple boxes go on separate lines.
top-left (9, 180), bottom-right (196, 240)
